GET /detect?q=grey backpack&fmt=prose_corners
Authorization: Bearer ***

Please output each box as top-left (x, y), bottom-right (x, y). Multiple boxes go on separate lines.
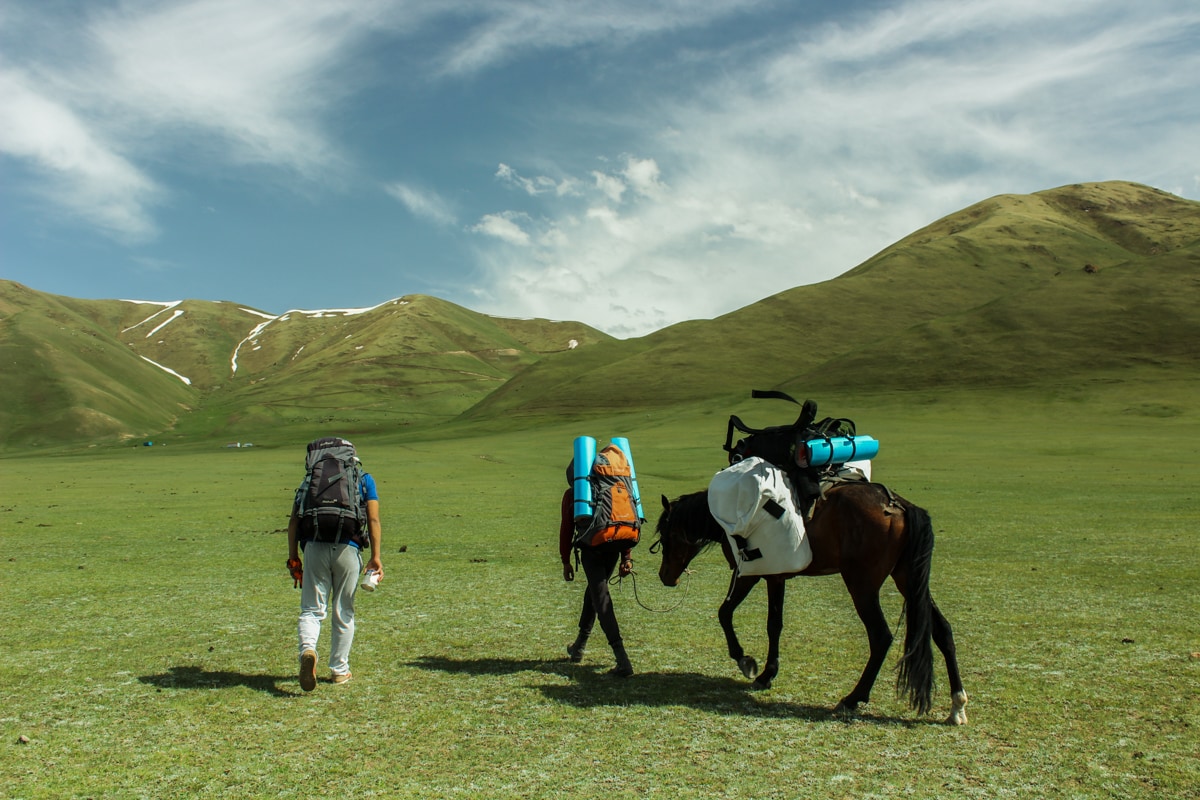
top-left (295, 437), bottom-right (367, 546)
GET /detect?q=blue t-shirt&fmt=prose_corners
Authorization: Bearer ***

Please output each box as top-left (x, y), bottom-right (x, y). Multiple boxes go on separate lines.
top-left (361, 472), bottom-right (378, 503)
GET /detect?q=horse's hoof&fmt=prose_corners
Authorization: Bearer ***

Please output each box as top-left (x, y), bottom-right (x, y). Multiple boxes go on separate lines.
top-left (832, 699), bottom-right (860, 717)
top-left (738, 656), bottom-right (758, 680)
top-left (946, 690), bottom-right (969, 725)
top-left (750, 676), bottom-right (773, 691)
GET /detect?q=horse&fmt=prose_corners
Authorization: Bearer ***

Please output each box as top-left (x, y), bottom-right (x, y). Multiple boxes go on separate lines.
top-left (653, 482), bottom-right (969, 724)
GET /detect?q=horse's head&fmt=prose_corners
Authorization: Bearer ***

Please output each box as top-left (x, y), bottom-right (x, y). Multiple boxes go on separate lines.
top-left (652, 492), bottom-right (717, 586)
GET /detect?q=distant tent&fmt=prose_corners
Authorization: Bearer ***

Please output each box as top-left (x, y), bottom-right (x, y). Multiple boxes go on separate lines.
top-left (143, 441), bottom-right (154, 447)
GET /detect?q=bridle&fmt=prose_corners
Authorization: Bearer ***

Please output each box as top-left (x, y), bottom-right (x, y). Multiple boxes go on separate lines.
top-left (624, 509), bottom-right (698, 613)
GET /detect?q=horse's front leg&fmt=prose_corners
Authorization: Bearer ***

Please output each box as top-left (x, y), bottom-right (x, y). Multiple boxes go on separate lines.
top-left (718, 574), bottom-right (760, 680)
top-left (753, 577), bottom-right (786, 689)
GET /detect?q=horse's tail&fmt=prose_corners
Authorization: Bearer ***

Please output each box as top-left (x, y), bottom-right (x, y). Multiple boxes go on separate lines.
top-left (896, 502), bottom-right (935, 715)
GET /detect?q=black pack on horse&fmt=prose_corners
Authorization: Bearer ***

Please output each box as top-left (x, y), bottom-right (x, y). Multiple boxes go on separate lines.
top-left (652, 393), bottom-right (968, 724)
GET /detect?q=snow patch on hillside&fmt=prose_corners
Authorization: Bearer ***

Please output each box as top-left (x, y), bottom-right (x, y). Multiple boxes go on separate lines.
top-left (230, 298), bottom-right (406, 375)
top-left (141, 356), bottom-right (191, 385)
top-left (121, 300), bottom-right (182, 334)
top-left (146, 309), bottom-right (184, 338)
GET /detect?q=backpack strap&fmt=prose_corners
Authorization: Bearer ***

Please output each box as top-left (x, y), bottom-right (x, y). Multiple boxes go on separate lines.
top-left (750, 389), bottom-right (800, 404)
top-left (726, 392), bottom-right (819, 456)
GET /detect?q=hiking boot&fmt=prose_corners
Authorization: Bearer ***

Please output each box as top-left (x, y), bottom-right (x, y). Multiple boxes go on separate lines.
top-left (609, 645), bottom-right (634, 678)
top-left (299, 649), bottom-right (317, 692)
top-left (332, 671), bottom-right (353, 685)
top-left (566, 633), bottom-right (588, 663)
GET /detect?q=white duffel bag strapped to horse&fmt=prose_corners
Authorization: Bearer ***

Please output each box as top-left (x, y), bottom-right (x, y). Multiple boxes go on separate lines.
top-left (707, 456), bottom-right (813, 577)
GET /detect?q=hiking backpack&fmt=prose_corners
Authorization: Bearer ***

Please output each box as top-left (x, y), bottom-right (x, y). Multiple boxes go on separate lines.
top-left (295, 437), bottom-right (368, 547)
top-left (723, 390), bottom-right (861, 517)
top-left (573, 444), bottom-right (643, 551)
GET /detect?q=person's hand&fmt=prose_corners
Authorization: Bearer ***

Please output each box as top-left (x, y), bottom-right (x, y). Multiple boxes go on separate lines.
top-left (563, 563), bottom-right (574, 582)
top-left (286, 557), bottom-right (303, 588)
top-left (619, 557), bottom-right (633, 578)
top-left (365, 556), bottom-right (383, 580)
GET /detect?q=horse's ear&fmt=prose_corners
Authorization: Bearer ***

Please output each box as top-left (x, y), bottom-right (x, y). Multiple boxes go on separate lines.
top-left (661, 494), bottom-right (671, 511)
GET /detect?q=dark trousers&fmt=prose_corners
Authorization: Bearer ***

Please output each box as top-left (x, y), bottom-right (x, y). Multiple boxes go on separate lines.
top-left (577, 548), bottom-right (622, 648)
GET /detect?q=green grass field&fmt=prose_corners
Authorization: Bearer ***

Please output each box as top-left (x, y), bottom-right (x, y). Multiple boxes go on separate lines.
top-left (2, 386), bottom-right (1197, 798)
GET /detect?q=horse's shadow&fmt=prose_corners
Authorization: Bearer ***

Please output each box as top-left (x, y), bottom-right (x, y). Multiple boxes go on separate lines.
top-left (138, 665), bottom-right (300, 698)
top-left (407, 655), bottom-right (918, 725)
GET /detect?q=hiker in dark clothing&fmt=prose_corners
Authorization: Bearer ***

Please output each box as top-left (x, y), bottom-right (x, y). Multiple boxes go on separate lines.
top-left (560, 465), bottom-right (634, 676)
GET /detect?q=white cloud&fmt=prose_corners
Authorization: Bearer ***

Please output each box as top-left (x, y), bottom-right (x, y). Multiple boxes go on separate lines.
top-left (472, 212), bottom-right (532, 246)
top-left (622, 157), bottom-right (664, 198)
top-left (592, 171), bottom-right (627, 204)
top-left (0, 0), bottom-right (385, 242)
top-left (466, 0), bottom-right (1200, 337)
top-left (435, 0), bottom-right (776, 76)
top-left (384, 182), bottom-right (457, 226)
top-left (496, 163), bottom-right (579, 197)
top-left (0, 0), bottom-right (754, 246)
top-left (0, 68), bottom-right (160, 241)
top-left (86, 0), bottom-right (368, 174)
top-left (2, 0), bottom-right (1197, 338)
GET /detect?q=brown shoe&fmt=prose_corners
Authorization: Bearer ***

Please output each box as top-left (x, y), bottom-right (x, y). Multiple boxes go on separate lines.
top-left (332, 671), bottom-right (353, 685)
top-left (299, 650), bottom-right (317, 692)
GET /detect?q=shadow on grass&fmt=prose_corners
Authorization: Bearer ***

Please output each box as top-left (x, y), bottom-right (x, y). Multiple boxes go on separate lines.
top-left (408, 655), bottom-right (919, 724)
top-left (139, 665), bottom-right (300, 698)
top-left (409, 655), bottom-right (577, 679)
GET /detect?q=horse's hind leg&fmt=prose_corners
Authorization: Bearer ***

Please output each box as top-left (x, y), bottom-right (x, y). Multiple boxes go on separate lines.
top-left (932, 599), bottom-right (968, 725)
top-left (719, 575), bottom-right (761, 680)
top-left (834, 578), bottom-right (893, 714)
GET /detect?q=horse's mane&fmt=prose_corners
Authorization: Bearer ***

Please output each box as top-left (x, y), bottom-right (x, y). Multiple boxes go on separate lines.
top-left (657, 489), bottom-right (725, 548)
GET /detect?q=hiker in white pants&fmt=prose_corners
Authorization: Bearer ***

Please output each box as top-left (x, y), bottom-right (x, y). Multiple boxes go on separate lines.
top-left (287, 438), bottom-right (383, 691)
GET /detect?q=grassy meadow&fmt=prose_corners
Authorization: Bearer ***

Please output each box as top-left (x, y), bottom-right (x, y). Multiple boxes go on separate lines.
top-left (2, 384), bottom-right (1197, 798)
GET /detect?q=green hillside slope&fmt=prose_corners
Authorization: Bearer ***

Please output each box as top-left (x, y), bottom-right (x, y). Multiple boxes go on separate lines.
top-left (464, 181), bottom-right (1200, 418)
top-left (0, 286), bottom-right (611, 449)
top-left (0, 283), bottom-right (197, 446)
top-left (172, 295), bottom-right (612, 441)
top-left (5, 180), bottom-right (1196, 449)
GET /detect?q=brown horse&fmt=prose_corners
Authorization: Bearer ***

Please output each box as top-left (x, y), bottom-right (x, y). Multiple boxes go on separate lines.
top-left (654, 482), bottom-right (969, 724)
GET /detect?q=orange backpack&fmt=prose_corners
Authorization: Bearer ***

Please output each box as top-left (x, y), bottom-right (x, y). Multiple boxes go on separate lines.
top-left (573, 445), bottom-right (642, 551)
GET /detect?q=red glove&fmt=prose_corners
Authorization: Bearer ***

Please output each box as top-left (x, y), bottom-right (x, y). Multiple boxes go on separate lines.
top-left (286, 558), bottom-right (303, 588)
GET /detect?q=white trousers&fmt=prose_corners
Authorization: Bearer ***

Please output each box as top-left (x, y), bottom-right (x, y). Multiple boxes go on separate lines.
top-left (298, 542), bottom-right (362, 676)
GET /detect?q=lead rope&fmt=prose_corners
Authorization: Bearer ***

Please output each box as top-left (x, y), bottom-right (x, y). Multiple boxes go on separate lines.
top-left (611, 567), bottom-right (693, 613)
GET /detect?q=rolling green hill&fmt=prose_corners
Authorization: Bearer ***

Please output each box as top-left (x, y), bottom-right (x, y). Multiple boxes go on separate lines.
top-left (0, 287), bottom-right (610, 449)
top-left (0, 283), bottom-right (197, 447)
top-left (4, 180), bottom-right (1197, 450)
top-left (464, 181), bottom-right (1200, 418)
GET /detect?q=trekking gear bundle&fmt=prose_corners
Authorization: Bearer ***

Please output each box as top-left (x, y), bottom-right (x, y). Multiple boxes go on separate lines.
top-left (723, 390), bottom-right (878, 517)
top-left (295, 437), bottom-right (369, 547)
top-left (572, 438), bottom-right (644, 552)
top-left (723, 390), bottom-right (877, 474)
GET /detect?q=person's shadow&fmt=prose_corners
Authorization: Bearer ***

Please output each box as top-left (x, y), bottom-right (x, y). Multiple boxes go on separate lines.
top-left (139, 665), bottom-right (300, 698)
top-left (407, 655), bottom-right (919, 725)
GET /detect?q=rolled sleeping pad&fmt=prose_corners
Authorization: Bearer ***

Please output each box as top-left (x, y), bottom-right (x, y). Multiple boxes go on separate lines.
top-left (804, 435), bottom-right (879, 468)
top-left (572, 436), bottom-right (597, 519)
top-left (610, 436), bottom-right (645, 520)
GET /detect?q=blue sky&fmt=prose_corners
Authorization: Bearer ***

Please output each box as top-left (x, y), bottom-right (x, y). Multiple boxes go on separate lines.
top-left (2, 0), bottom-right (1198, 338)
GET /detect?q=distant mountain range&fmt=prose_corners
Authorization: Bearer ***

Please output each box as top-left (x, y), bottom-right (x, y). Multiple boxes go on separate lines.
top-left (3, 180), bottom-right (1197, 450)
